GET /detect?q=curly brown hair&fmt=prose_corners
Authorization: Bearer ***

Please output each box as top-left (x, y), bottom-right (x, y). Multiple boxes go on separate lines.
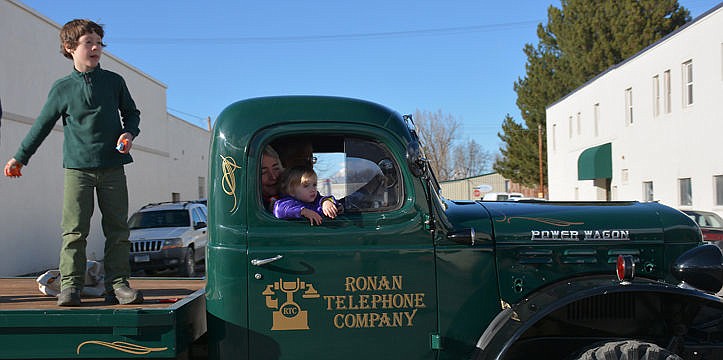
top-left (59, 19), bottom-right (105, 59)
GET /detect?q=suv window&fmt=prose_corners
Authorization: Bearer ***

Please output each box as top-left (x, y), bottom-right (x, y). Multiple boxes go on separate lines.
top-left (191, 208), bottom-right (206, 226)
top-left (128, 210), bottom-right (191, 229)
top-left (269, 135), bottom-right (403, 213)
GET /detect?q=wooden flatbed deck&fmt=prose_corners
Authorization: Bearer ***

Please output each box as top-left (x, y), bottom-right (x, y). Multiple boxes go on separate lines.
top-left (0, 277), bottom-right (205, 310)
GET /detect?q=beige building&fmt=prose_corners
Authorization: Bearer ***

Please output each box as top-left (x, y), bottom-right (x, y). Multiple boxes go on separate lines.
top-left (0, 0), bottom-right (210, 275)
top-left (440, 172), bottom-right (537, 200)
top-left (546, 4), bottom-right (723, 217)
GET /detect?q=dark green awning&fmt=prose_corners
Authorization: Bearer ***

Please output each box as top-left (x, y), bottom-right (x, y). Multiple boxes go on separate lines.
top-left (578, 143), bottom-right (612, 180)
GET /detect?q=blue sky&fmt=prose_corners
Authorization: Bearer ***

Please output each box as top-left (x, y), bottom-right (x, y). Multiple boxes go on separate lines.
top-left (20, 0), bottom-right (720, 155)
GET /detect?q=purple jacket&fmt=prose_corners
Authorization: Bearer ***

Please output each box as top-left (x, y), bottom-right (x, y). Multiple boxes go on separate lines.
top-left (273, 192), bottom-right (336, 219)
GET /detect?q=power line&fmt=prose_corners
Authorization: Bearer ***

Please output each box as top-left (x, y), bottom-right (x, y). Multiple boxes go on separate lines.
top-left (168, 107), bottom-right (206, 121)
top-left (110, 20), bottom-right (539, 45)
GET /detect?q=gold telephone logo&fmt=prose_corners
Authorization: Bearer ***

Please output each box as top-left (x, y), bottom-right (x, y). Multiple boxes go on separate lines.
top-left (263, 278), bottom-right (320, 330)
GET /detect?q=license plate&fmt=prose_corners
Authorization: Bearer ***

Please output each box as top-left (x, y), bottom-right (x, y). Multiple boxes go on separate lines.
top-left (134, 254), bottom-right (150, 263)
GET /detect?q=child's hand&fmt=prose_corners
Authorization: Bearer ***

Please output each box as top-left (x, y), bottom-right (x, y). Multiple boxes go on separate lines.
top-left (117, 132), bottom-right (134, 154)
top-left (4, 158), bottom-right (23, 178)
top-left (322, 199), bottom-right (338, 219)
top-left (300, 208), bottom-right (323, 226)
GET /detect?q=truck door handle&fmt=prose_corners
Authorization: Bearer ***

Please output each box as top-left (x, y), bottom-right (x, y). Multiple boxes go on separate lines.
top-left (251, 255), bottom-right (283, 266)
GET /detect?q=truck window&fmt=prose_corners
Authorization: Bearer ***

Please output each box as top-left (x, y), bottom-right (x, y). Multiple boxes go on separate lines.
top-left (269, 135), bottom-right (403, 213)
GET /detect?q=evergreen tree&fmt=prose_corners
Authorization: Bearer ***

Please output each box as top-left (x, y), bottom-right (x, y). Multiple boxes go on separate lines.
top-left (495, 0), bottom-right (690, 188)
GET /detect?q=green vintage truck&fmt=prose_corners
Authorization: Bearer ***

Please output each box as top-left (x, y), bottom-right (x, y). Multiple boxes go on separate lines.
top-left (204, 96), bottom-right (723, 360)
top-left (2, 96), bottom-right (723, 360)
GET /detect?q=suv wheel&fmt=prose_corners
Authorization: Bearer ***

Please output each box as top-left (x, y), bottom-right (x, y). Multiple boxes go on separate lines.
top-left (179, 247), bottom-right (196, 277)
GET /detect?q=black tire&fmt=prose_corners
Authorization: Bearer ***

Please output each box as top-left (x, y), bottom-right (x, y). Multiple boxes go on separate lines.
top-left (179, 247), bottom-right (196, 277)
top-left (573, 340), bottom-right (682, 360)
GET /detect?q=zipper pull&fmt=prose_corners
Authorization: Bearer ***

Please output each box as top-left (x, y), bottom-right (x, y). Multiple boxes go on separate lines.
top-left (83, 73), bottom-right (91, 85)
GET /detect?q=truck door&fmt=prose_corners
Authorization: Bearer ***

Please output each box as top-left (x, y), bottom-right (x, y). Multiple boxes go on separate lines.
top-left (246, 133), bottom-right (438, 359)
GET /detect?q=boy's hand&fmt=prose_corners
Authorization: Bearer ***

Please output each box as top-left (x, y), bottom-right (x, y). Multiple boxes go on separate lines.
top-left (300, 208), bottom-right (323, 226)
top-left (322, 199), bottom-right (338, 219)
top-left (117, 132), bottom-right (134, 154)
top-left (4, 158), bottom-right (23, 178)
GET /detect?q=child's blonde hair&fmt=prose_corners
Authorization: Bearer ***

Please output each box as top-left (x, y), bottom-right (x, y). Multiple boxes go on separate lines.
top-left (60, 19), bottom-right (106, 59)
top-left (279, 166), bottom-right (317, 195)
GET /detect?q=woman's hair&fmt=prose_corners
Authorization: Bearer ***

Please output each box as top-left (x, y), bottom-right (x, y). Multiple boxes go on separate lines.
top-left (279, 166), bottom-right (317, 195)
top-left (60, 19), bottom-right (106, 59)
top-left (263, 145), bottom-right (281, 161)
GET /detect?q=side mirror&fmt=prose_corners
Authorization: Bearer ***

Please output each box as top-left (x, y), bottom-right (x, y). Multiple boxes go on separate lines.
top-left (195, 221), bottom-right (207, 230)
top-left (406, 141), bottom-right (425, 177)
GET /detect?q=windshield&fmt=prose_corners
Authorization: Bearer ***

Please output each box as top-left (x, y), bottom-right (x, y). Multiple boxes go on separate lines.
top-left (128, 210), bottom-right (190, 229)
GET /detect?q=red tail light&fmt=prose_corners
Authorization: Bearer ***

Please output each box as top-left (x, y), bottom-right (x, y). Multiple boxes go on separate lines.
top-left (616, 255), bottom-right (635, 282)
top-left (702, 231), bottom-right (723, 242)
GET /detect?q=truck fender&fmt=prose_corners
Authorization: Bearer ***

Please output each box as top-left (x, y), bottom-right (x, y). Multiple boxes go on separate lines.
top-left (471, 276), bottom-right (723, 360)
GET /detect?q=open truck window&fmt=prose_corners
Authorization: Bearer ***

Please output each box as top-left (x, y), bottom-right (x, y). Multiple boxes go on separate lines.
top-left (269, 134), bottom-right (403, 213)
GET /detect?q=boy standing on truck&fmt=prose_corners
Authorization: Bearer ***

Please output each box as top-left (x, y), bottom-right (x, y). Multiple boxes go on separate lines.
top-left (3, 19), bottom-right (143, 306)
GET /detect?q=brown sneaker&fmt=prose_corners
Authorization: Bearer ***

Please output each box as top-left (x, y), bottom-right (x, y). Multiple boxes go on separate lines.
top-left (105, 285), bottom-right (143, 305)
top-left (57, 287), bottom-right (81, 307)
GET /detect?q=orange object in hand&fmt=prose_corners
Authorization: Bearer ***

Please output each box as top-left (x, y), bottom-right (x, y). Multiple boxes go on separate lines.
top-left (116, 139), bottom-right (129, 152)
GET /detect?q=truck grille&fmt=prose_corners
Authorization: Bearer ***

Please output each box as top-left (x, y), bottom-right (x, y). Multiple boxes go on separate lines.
top-left (567, 292), bottom-right (636, 321)
top-left (131, 240), bottom-right (164, 253)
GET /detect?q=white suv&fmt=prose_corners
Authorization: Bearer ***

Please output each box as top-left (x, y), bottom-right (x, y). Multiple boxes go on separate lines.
top-left (127, 201), bottom-right (208, 277)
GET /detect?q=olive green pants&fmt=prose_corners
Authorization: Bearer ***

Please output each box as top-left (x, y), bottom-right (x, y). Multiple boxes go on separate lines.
top-left (60, 167), bottom-right (131, 292)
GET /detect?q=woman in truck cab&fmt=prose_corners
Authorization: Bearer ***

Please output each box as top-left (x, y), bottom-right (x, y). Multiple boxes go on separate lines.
top-left (261, 146), bottom-right (283, 210)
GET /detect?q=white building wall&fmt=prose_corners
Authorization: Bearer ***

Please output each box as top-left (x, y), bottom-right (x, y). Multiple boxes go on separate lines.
top-left (546, 5), bottom-right (723, 217)
top-left (0, 0), bottom-right (210, 275)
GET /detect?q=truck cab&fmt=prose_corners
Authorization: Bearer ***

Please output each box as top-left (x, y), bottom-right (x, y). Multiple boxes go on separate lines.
top-left (206, 96), bottom-right (723, 360)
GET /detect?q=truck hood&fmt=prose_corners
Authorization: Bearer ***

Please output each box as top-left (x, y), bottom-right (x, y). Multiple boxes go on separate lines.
top-left (129, 227), bottom-right (189, 241)
top-left (476, 200), bottom-right (700, 244)
top-left (442, 200), bottom-right (702, 302)
top-left (443, 200), bottom-right (700, 245)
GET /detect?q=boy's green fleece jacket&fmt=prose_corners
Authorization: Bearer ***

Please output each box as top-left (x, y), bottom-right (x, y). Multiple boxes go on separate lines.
top-left (15, 65), bottom-right (141, 169)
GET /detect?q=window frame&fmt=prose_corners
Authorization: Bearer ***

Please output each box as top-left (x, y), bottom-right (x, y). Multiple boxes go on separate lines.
top-left (663, 70), bottom-right (671, 114)
top-left (624, 88), bottom-right (633, 125)
top-left (682, 60), bottom-right (694, 107)
top-left (642, 181), bottom-right (654, 202)
top-left (593, 103), bottom-right (600, 137)
top-left (652, 75), bottom-right (660, 117)
top-left (715, 175), bottom-right (723, 206)
top-left (679, 177), bottom-right (693, 207)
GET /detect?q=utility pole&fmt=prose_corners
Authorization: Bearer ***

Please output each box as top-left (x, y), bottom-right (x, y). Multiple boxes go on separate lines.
top-left (538, 124), bottom-right (544, 199)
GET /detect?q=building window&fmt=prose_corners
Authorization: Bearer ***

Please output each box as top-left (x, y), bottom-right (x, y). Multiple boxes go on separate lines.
top-left (576, 112), bottom-right (581, 135)
top-left (716, 175), bottom-right (723, 206)
top-left (643, 181), bottom-right (654, 202)
top-left (652, 75), bottom-right (660, 117)
top-left (593, 103), bottom-right (600, 137)
top-left (568, 116), bottom-right (573, 138)
top-left (663, 70), bottom-right (671, 113)
top-left (682, 60), bottom-right (693, 107)
top-left (625, 88), bottom-right (633, 125)
top-left (172, 192), bottom-right (181, 202)
top-left (679, 178), bottom-right (692, 206)
top-left (198, 176), bottom-right (206, 199)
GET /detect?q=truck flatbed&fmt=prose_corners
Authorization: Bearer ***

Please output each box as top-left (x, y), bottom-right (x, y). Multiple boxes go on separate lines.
top-left (0, 277), bottom-right (206, 359)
